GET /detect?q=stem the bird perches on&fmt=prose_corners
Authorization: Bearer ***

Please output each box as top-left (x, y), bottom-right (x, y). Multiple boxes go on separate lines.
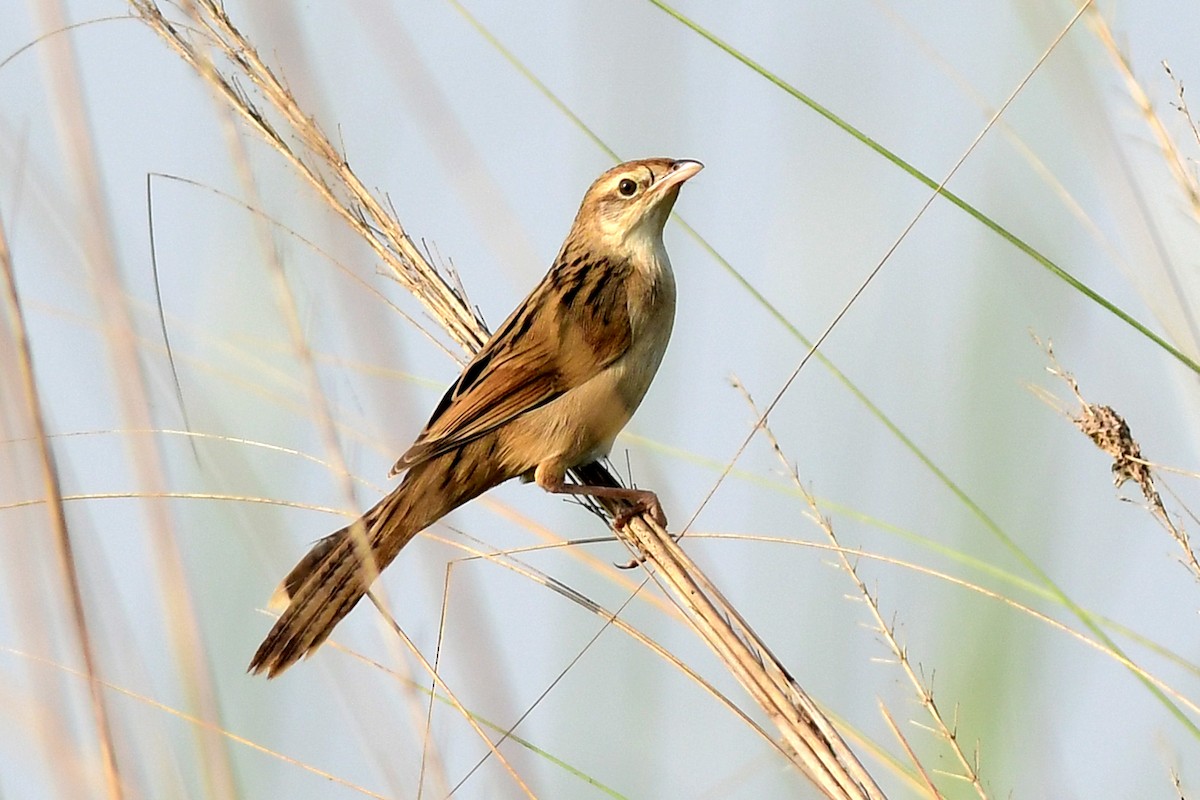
top-left (129, 2), bottom-right (885, 797)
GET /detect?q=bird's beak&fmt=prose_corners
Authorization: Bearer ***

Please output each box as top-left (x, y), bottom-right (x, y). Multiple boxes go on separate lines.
top-left (651, 159), bottom-right (704, 196)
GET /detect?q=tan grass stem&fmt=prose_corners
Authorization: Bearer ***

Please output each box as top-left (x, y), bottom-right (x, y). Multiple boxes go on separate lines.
top-left (0, 211), bottom-right (123, 796)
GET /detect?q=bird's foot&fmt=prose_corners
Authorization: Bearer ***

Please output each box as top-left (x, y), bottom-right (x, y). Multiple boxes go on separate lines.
top-left (613, 490), bottom-right (666, 529)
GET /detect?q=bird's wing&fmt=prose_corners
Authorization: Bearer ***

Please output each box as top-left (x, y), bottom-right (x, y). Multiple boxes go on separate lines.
top-left (391, 257), bottom-right (633, 474)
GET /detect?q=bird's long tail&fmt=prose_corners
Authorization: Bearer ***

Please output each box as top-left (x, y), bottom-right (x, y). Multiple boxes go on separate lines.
top-left (249, 441), bottom-right (509, 677)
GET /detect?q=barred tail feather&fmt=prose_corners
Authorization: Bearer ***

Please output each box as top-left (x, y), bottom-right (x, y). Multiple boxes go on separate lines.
top-left (249, 440), bottom-right (510, 677)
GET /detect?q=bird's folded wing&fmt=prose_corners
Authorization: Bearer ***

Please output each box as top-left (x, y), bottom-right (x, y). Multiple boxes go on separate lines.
top-left (391, 267), bottom-right (633, 474)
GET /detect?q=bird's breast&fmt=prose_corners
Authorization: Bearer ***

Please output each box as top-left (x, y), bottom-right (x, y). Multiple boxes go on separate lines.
top-left (620, 254), bottom-right (676, 407)
top-left (503, 253), bottom-right (676, 472)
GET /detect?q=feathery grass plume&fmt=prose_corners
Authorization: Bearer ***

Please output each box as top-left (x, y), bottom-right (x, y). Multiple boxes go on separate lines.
top-left (1034, 337), bottom-right (1200, 581)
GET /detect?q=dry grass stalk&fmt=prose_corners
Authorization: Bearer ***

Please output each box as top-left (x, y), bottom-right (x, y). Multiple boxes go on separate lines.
top-left (1086, 9), bottom-right (1200, 366)
top-left (575, 465), bottom-right (886, 800)
top-left (1086, 9), bottom-right (1200, 222)
top-left (1164, 62), bottom-right (1200, 155)
top-left (734, 379), bottom-right (986, 799)
top-left (1036, 338), bottom-right (1200, 580)
top-left (129, 0), bottom-right (885, 796)
top-left (130, 0), bottom-right (485, 358)
top-left (30, 1), bottom-right (236, 794)
top-left (366, 595), bottom-right (537, 800)
top-left (877, 701), bottom-right (943, 800)
top-left (0, 215), bottom-right (122, 795)
top-left (9, 647), bottom-right (390, 799)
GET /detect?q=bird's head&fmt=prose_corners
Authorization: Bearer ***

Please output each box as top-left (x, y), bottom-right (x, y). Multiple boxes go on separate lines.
top-left (571, 158), bottom-right (703, 254)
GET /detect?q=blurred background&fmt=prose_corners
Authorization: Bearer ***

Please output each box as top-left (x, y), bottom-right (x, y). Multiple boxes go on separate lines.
top-left (2, 1), bottom-right (1199, 797)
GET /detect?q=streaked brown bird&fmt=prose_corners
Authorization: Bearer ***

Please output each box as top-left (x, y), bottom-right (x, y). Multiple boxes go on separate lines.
top-left (250, 157), bottom-right (702, 677)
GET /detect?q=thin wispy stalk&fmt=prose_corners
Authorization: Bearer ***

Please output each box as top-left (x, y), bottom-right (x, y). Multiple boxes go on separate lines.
top-left (368, 594), bottom-right (538, 800)
top-left (1085, 11), bottom-right (1200, 356)
top-left (878, 703), bottom-right (943, 800)
top-left (0, 200), bottom-right (123, 799)
top-left (676, 0), bottom-right (1093, 539)
top-left (737, 378), bottom-right (985, 799)
top-left (32, 0), bottom-right (236, 793)
top-left (4, 648), bottom-right (389, 800)
top-left (693, 533), bottom-right (1200, 717)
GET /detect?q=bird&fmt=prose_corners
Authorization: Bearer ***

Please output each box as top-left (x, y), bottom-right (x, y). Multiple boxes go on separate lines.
top-left (249, 157), bottom-right (703, 677)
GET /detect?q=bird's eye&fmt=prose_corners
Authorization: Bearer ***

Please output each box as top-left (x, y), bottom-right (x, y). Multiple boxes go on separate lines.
top-left (618, 178), bottom-right (638, 197)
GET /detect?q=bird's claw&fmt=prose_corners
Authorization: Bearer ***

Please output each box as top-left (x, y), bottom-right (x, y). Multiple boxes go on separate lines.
top-left (615, 552), bottom-right (647, 570)
top-left (613, 496), bottom-right (667, 530)
top-left (611, 495), bottom-right (667, 568)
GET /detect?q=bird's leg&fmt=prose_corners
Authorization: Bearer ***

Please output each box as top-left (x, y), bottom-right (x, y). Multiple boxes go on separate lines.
top-left (535, 463), bottom-right (667, 528)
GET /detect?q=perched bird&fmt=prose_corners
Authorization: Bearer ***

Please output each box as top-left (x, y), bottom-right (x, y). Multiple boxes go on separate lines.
top-left (250, 157), bottom-right (702, 677)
